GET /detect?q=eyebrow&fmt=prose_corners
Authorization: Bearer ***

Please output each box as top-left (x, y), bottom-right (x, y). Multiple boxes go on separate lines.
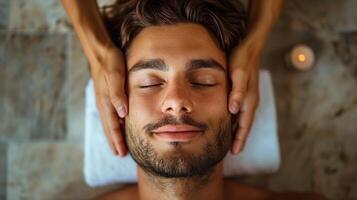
top-left (128, 59), bottom-right (168, 73)
top-left (128, 58), bottom-right (225, 73)
top-left (187, 59), bottom-right (225, 72)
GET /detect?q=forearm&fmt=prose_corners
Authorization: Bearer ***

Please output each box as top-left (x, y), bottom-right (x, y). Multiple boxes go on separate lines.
top-left (245, 0), bottom-right (285, 49)
top-left (61, 0), bottom-right (115, 68)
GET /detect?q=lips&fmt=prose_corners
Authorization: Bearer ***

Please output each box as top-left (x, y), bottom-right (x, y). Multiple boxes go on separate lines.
top-left (152, 125), bottom-right (203, 142)
top-left (153, 124), bottom-right (202, 132)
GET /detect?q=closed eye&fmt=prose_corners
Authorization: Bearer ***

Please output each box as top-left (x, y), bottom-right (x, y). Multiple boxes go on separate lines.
top-left (192, 83), bottom-right (217, 87)
top-left (139, 83), bottom-right (216, 88)
top-left (139, 83), bottom-right (163, 88)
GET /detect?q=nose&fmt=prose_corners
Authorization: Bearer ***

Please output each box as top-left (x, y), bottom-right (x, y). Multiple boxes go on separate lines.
top-left (161, 84), bottom-right (193, 115)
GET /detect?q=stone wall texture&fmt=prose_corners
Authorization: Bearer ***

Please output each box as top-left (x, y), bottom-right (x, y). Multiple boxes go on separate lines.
top-left (0, 0), bottom-right (356, 199)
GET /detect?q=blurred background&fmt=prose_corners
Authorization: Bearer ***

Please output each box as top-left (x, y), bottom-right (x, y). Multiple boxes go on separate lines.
top-left (0, 0), bottom-right (356, 199)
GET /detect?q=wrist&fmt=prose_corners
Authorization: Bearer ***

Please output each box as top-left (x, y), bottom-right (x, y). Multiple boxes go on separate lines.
top-left (63, 0), bottom-right (118, 69)
top-left (77, 21), bottom-right (115, 56)
top-left (240, 31), bottom-right (267, 57)
top-left (76, 22), bottom-right (119, 69)
top-left (245, 0), bottom-right (284, 51)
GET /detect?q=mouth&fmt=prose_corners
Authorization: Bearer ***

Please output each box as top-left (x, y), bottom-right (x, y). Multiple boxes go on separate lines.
top-left (152, 125), bottom-right (204, 142)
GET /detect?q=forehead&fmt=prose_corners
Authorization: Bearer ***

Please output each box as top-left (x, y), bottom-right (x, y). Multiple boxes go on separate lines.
top-left (126, 23), bottom-right (226, 70)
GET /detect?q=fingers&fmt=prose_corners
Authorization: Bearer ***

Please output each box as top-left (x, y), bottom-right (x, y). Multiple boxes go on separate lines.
top-left (228, 69), bottom-right (249, 114)
top-left (105, 71), bottom-right (128, 118)
top-left (96, 96), bottom-right (118, 155)
top-left (96, 95), bottom-right (127, 157)
top-left (231, 102), bottom-right (256, 154)
top-left (228, 41), bottom-right (261, 155)
top-left (231, 84), bottom-right (260, 154)
top-left (90, 47), bottom-right (128, 157)
top-left (100, 113), bottom-right (118, 155)
top-left (104, 70), bottom-right (128, 157)
top-left (103, 97), bottom-right (127, 157)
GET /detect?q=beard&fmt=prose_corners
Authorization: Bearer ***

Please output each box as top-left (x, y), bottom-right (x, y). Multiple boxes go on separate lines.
top-left (125, 114), bottom-right (232, 178)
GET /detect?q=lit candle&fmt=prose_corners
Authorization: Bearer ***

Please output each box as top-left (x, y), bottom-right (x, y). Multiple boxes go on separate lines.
top-left (286, 44), bottom-right (315, 71)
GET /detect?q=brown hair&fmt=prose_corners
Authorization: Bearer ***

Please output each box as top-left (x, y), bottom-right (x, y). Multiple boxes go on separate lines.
top-left (103, 0), bottom-right (247, 55)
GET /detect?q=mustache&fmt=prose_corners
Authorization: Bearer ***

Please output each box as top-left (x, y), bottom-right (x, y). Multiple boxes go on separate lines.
top-left (143, 115), bottom-right (209, 133)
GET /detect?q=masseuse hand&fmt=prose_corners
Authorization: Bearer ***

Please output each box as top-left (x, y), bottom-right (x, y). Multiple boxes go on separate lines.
top-left (61, 0), bottom-right (128, 156)
top-left (90, 46), bottom-right (128, 157)
top-left (228, 36), bottom-right (261, 155)
top-left (228, 0), bottom-right (284, 155)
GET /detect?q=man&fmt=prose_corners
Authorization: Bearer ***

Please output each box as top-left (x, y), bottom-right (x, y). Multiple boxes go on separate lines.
top-left (62, 0), bottom-right (284, 158)
top-left (96, 0), bottom-right (326, 199)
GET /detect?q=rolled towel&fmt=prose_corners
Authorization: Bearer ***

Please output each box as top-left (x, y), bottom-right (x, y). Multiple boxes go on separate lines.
top-left (84, 69), bottom-right (280, 187)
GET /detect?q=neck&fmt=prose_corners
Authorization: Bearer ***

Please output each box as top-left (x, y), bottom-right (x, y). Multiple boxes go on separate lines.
top-left (137, 162), bottom-right (224, 200)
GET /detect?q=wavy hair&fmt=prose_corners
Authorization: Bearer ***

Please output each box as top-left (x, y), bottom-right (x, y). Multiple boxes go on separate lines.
top-left (103, 0), bottom-right (247, 55)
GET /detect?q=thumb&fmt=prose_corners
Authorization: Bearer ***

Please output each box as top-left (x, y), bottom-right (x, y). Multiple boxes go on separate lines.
top-left (228, 68), bottom-right (249, 114)
top-left (106, 71), bottom-right (128, 118)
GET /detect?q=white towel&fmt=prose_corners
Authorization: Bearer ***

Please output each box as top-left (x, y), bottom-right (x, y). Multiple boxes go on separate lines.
top-left (84, 70), bottom-right (280, 187)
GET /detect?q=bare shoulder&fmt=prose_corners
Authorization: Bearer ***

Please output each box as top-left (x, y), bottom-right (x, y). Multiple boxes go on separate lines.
top-left (223, 179), bottom-right (327, 200)
top-left (95, 184), bottom-right (138, 200)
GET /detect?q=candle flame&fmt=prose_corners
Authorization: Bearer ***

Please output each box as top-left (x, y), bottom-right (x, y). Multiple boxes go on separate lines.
top-left (297, 53), bottom-right (306, 62)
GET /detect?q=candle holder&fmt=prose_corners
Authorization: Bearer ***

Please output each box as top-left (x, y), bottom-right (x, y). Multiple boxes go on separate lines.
top-left (285, 44), bottom-right (316, 71)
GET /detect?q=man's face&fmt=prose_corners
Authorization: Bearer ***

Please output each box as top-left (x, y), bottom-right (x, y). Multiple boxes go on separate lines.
top-left (125, 23), bottom-right (232, 178)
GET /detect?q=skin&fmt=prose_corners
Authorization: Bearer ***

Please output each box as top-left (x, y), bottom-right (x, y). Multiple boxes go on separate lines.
top-left (61, 0), bottom-right (285, 157)
top-left (61, 0), bottom-right (128, 156)
top-left (126, 23), bottom-right (230, 200)
top-left (229, 0), bottom-right (285, 154)
top-left (96, 23), bottom-right (327, 200)
top-left (60, 1), bottom-right (326, 199)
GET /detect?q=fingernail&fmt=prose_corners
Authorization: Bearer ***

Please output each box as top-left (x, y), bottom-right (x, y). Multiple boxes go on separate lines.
top-left (117, 148), bottom-right (123, 157)
top-left (116, 144), bottom-right (124, 157)
top-left (119, 147), bottom-right (126, 157)
top-left (115, 140), bottom-right (122, 157)
top-left (233, 142), bottom-right (241, 154)
top-left (118, 139), bottom-right (127, 157)
top-left (117, 106), bottom-right (126, 118)
top-left (233, 145), bottom-right (238, 154)
top-left (230, 102), bottom-right (239, 114)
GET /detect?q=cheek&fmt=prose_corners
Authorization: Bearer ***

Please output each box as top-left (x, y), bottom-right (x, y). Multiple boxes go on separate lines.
top-left (128, 92), bottom-right (158, 125)
top-left (195, 88), bottom-right (230, 131)
top-left (194, 87), bottom-right (229, 115)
